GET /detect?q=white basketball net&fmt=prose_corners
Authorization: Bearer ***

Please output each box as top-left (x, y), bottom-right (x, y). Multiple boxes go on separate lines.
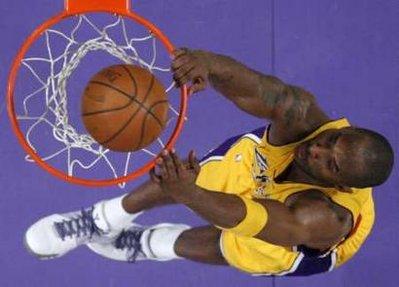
top-left (16, 15), bottom-right (181, 187)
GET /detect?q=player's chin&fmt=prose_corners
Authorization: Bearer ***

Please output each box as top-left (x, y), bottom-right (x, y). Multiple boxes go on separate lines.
top-left (293, 152), bottom-right (307, 168)
top-left (294, 157), bottom-right (314, 176)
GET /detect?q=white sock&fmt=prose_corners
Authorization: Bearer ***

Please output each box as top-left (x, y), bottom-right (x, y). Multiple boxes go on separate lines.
top-left (92, 194), bottom-right (142, 234)
top-left (140, 223), bottom-right (190, 261)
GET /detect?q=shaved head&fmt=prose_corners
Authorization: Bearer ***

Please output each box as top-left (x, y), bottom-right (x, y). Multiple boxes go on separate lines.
top-left (294, 127), bottom-right (394, 188)
top-left (340, 128), bottom-right (394, 188)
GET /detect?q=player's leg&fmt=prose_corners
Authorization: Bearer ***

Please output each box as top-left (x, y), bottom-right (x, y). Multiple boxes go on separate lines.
top-left (26, 179), bottom-right (229, 266)
top-left (24, 179), bottom-right (174, 259)
top-left (175, 226), bottom-right (227, 265)
top-left (88, 224), bottom-right (228, 265)
top-left (121, 179), bottom-right (175, 214)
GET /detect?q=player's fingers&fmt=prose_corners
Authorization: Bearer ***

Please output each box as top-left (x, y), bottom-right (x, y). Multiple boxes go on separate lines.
top-left (189, 78), bottom-right (206, 94)
top-left (156, 157), bottom-right (168, 179)
top-left (161, 150), bottom-right (177, 179)
top-left (172, 48), bottom-right (189, 60)
top-left (170, 149), bottom-right (184, 176)
top-left (171, 55), bottom-right (191, 71)
top-left (188, 150), bottom-right (201, 173)
top-left (174, 68), bottom-right (200, 88)
top-left (149, 167), bottom-right (161, 184)
top-left (173, 64), bottom-right (195, 83)
top-left (188, 150), bottom-right (195, 167)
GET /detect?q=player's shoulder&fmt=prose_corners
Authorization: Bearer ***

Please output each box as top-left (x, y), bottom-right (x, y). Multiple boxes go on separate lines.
top-left (287, 189), bottom-right (352, 246)
top-left (287, 189), bottom-right (352, 221)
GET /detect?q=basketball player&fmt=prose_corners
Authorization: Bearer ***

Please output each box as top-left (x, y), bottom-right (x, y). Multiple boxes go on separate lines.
top-left (25, 48), bottom-right (394, 276)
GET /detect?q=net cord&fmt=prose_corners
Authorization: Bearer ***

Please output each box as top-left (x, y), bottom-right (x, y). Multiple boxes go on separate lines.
top-left (17, 15), bottom-right (179, 188)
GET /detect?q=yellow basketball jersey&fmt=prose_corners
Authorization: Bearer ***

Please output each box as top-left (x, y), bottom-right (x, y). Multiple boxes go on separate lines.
top-left (196, 119), bottom-right (375, 276)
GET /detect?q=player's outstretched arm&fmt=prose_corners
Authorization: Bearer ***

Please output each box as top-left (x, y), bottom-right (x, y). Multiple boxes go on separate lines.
top-left (152, 150), bottom-right (352, 250)
top-left (172, 48), bottom-right (331, 145)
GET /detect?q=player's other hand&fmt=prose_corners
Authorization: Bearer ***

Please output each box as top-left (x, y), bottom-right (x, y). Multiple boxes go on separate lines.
top-left (150, 149), bottom-right (200, 200)
top-left (171, 48), bottom-right (210, 94)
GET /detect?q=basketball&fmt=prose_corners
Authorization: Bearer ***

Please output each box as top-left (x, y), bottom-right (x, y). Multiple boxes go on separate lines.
top-left (81, 64), bottom-right (168, 152)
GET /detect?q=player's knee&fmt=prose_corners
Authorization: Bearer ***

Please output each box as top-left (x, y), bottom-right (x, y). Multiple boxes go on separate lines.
top-left (175, 226), bottom-right (226, 264)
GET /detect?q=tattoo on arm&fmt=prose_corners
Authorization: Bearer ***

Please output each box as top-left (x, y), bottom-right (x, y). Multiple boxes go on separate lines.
top-left (202, 53), bottom-right (320, 126)
top-left (262, 92), bottom-right (281, 109)
top-left (257, 75), bottom-right (313, 125)
top-left (282, 86), bottom-right (312, 126)
top-left (258, 75), bottom-right (285, 109)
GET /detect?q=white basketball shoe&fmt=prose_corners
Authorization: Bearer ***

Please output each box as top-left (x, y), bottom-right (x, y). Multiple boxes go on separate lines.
top-left (87, 224), bottom-right (147, 262)
top-left (24, 197), bottom-right (140, 259)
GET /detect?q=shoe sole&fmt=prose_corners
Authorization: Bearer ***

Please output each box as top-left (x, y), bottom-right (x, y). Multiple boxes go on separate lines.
top-left (23, 232), bottom-right (60, 260)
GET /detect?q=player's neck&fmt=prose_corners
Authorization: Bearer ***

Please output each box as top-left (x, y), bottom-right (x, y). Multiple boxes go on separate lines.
top-left (277, 163), bottom-right (334, 188)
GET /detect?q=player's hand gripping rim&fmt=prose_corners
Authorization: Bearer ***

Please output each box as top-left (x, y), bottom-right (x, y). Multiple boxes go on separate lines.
top-left (171, 48), bottom-right (209, 94)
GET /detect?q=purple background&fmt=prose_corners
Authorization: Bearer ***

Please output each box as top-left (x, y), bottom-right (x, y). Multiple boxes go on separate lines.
top-left (1, 0), bottom-right (398, 286)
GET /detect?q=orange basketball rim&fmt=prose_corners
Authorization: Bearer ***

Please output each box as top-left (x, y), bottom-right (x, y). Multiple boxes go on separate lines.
top-left (7, 0), bottom-right (189, 187)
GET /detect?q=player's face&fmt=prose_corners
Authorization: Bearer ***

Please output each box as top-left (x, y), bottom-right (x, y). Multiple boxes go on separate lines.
top-left (294, 128), bottom-right (366, 187)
